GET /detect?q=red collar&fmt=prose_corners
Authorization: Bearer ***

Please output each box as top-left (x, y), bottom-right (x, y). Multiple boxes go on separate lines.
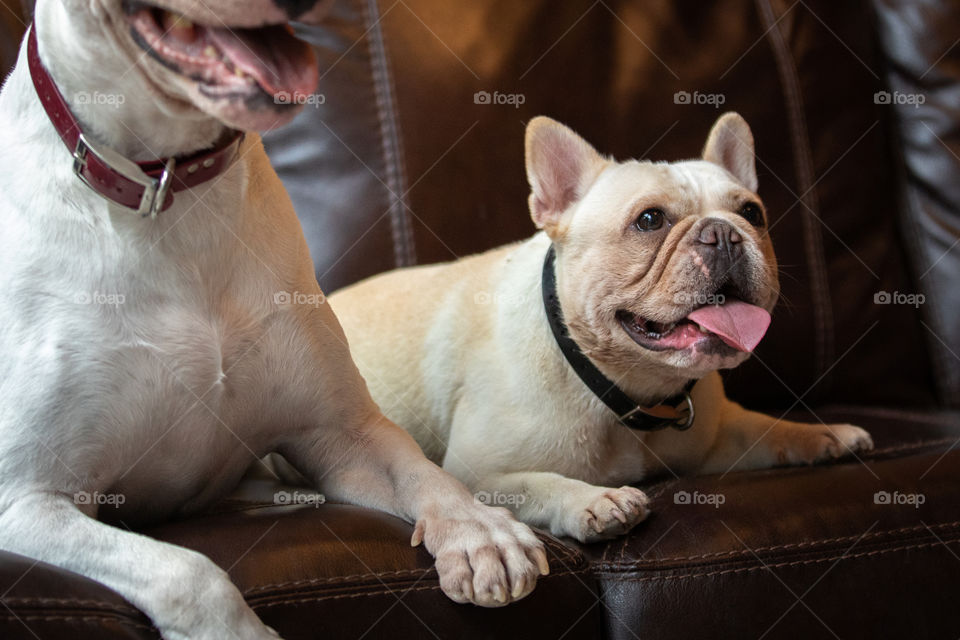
top-left (27, 23), bottom-right (244, 218)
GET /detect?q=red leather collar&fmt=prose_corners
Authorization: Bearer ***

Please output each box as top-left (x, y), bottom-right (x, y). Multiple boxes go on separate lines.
top-left (27, 23), bottom-right (244, 218)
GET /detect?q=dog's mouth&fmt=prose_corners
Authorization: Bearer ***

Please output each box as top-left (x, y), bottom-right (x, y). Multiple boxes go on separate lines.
top-left (123, 1), bottom-right (318, 106)
top-left (616, 297), bottom-right (771, 354)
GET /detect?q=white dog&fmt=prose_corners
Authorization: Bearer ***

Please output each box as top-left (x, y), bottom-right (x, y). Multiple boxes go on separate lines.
top-left (331, 114), bottom-right (874, 543)
top-left (0, 1), bottom-right (548, 638)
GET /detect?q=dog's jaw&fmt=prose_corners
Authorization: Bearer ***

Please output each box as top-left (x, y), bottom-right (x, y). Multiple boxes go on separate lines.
top-left (31, 0), bottom-right (228, 161)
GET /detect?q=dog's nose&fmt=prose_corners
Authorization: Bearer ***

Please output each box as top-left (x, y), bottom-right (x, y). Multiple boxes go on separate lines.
top-left (696, 220), bottom-right (743, 249)
top-left (693, 220), bottom-right (743, 273)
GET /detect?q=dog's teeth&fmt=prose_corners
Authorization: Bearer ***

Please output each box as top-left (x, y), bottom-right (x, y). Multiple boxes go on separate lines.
top-left (698, 324), bottom-right (710, 334)
top-left (203, 45), bottom-right (218, 59)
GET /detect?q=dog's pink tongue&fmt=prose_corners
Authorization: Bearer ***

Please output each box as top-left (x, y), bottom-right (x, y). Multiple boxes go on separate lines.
top-left (687, 301), bottom-right (771, 352)
top-left (207, 26), bottom-right (318, 101)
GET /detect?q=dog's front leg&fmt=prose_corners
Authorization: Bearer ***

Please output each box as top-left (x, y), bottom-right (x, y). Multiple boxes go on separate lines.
top-left (695, 374), bottom-right (873, 473)
top-left (455, 471), bottom-right (650, 544)
top-left (280, 412), bottom-right (549, 605)
top-left (0, 492), bottom-right (277, 640)
top-left (274, 302), bottom-right (548, 606)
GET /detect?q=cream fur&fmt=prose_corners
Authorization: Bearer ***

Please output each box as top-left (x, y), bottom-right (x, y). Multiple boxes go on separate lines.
top-left (331, 115), bottom-right (874, 543)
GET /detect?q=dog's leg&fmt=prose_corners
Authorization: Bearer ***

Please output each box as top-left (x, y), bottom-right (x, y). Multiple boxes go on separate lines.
top-left (0, 492), bottom-right (277, 640)
top-left (464, 471), bottom-right (650, 544)
top-left (271, 295), bottom-right (548, 607)
top-left (694, 374), bottom-right (873, 474)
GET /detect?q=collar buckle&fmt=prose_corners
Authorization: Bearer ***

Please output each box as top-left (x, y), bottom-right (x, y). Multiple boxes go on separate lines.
top-left (619, 391), bottom-right (696, 431)
top-left (73, 134), bottom-right (175, 219)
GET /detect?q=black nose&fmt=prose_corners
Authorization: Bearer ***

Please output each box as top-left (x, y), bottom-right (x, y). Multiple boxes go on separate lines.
top-left (694, 220), bottom-right (743, 272)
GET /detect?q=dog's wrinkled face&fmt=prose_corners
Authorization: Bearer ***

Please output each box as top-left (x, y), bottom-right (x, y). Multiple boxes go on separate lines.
top-left (526, 113), bottom-right (779, 382)
top-left (78, 0), bottom-right (333, 131)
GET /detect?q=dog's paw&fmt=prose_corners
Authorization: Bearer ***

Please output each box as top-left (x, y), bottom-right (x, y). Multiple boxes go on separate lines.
top-left (412, 504), bottom-right (549, 607)
top-left (776, 423), bottom-right (874, 466)
top-left (565, 486), bottom-right (650, 543)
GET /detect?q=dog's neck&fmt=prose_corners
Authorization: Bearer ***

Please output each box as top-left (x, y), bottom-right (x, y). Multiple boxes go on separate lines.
top-left (28, 1), bottom-right (226, 162)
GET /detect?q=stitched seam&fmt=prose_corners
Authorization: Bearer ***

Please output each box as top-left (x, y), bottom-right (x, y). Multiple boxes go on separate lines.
top-left (602, 537), bottom-right (960, 583)
top-left (361, 0), bottom-right (416, 267)
top-left (869, 436), bottom-right (959, 456)
top-left (248, 568), bottom-right (595, 608)
top-left (606, 520), bottom-right (960, 566)
top-left (0, 597), bottom-right (140, 616)
top-left (242, 536), bottom-right (582, 595)
top-left (0, 613), bottom-right (153, 631)
top-left (757, 0), bottom-right (834, 385)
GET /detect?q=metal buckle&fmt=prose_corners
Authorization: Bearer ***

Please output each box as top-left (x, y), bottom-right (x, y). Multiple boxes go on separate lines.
top-left (619, 391), bottom-right (695, 431)
top-left (73, 133), bottom-right (175, 219)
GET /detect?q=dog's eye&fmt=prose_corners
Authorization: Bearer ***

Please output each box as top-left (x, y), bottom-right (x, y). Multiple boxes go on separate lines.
top-left (738, 202), bottom-right (764, 227)
top-left (634, 208), bottom-right (665, 232)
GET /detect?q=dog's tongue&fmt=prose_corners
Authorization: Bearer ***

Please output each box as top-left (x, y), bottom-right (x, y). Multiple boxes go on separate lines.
top-left (207, 26), bottom-right (318, 100)
top-left (687, 301), bottom-right (771, 352)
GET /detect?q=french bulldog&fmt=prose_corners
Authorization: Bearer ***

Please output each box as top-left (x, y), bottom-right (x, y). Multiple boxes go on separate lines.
top-left (0, 1), bottom-right (548, 638)
top-left (330, 113), bottom-right (874, 543)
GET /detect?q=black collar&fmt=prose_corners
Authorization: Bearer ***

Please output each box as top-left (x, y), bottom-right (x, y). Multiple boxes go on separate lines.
top-left (541, 245), bottom-right (696, 431)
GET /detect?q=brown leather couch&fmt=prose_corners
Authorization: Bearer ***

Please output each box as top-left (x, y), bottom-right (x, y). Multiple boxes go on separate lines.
top-left (2, 0), bottom-right (959, 638)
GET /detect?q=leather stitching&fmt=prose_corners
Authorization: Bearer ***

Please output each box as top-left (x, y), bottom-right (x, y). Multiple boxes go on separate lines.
top-left (756, 0), bottom-right (835, 386)
top-left (0, 597), bottom-right (140, 615)
top-left (0, 613), bottom-right (153, 631)
top-left (360, 0), bottom-right (416, 267)
top-left (242, 536), bottom-right (582, 595)
top-left (601, 537), bottom-right (960, 582)
top-left (604, 519), bottom-right (960, 566)
top-left (248, 569), bottom-right (596, 608)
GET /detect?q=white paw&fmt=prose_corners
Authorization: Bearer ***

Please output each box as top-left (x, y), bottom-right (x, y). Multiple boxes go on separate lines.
top-left (777, 423), bottom-right (874, 465)
top-left (412, 504), bottom-right (549, 607)
top-left (565, 486), bottom-right (650, 543)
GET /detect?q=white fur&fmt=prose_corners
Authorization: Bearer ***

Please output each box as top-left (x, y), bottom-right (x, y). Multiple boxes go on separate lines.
top-left (0, 3), bottom-right (547, 638)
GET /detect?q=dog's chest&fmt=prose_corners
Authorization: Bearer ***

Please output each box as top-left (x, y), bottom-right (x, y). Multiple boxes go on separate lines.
top-left (0, 209), bottom-right (293, 516)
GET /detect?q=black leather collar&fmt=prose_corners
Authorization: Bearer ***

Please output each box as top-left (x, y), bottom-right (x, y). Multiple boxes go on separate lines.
top-left (541, 245), bottom-right (696, 431)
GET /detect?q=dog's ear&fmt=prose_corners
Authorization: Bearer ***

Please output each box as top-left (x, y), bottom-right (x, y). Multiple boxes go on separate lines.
top-left (702, 112), bottom-right (758, 192)
top-left (525, 117), bottom-right (607, 239)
